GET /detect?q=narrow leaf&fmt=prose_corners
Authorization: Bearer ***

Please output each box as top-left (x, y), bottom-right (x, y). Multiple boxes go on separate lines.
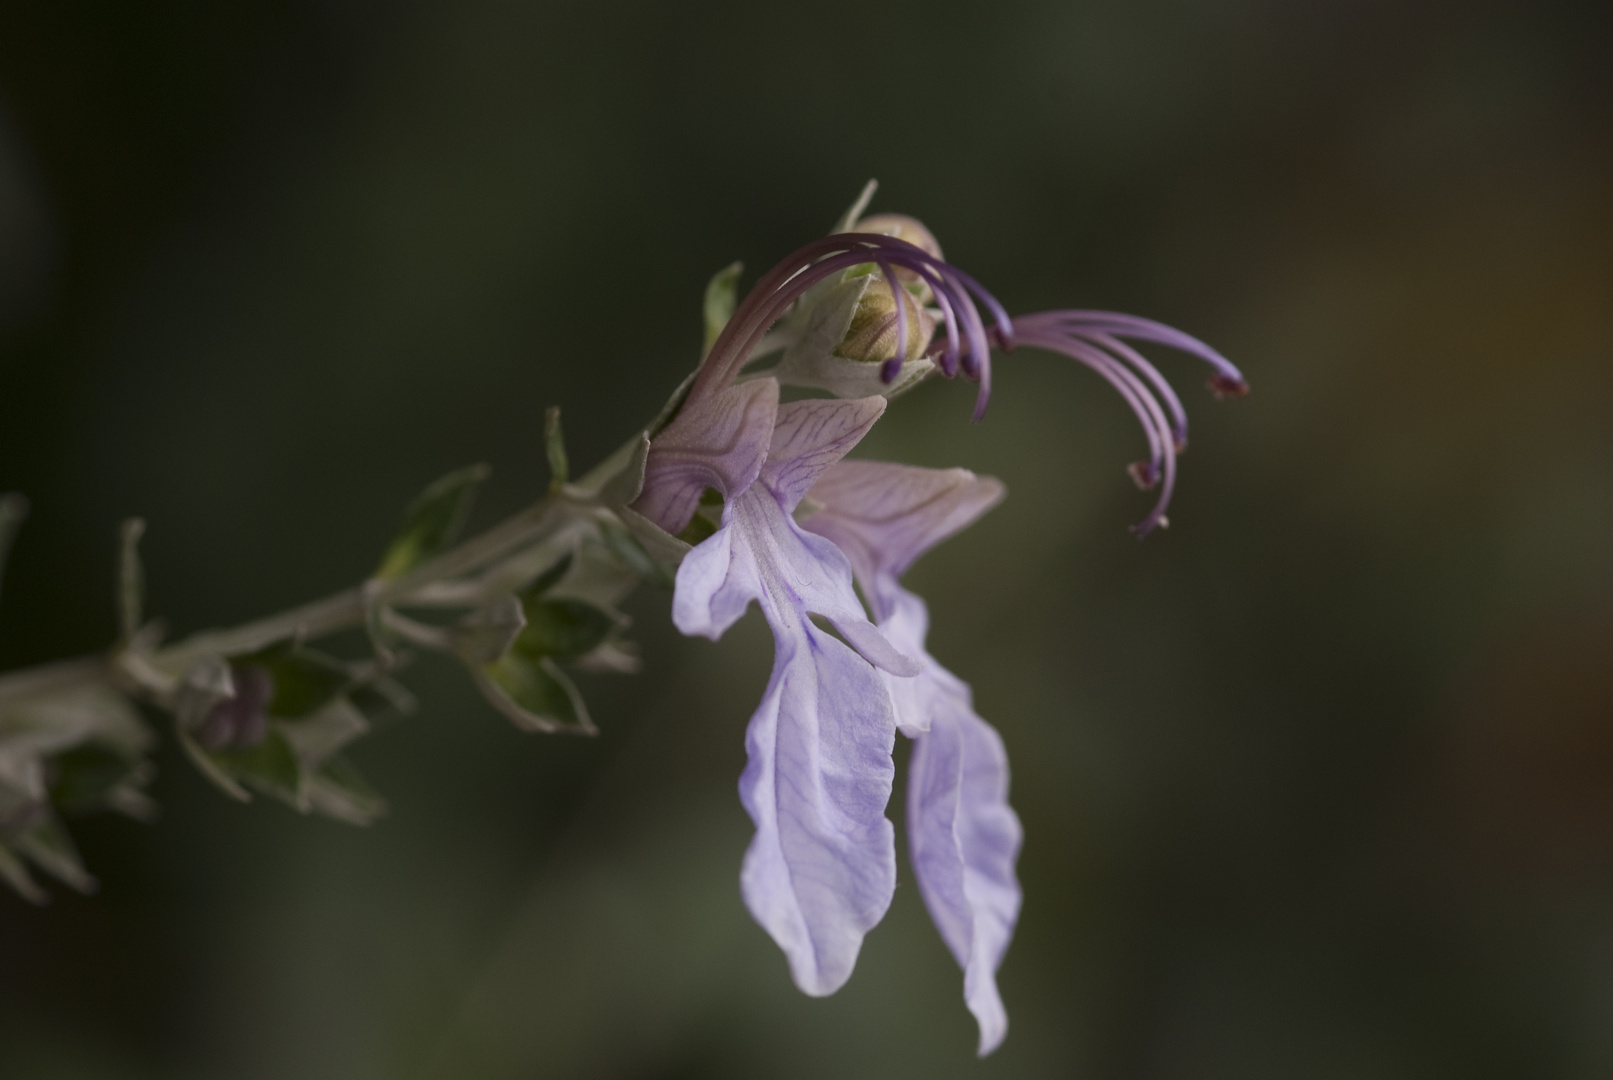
top-left (303, 754), bottom-right (386, 826)
top-left (212, 729), bottom-right (301, 801)
top-left (476, 652), bottom-right (594, 734)
top-left (544, 406), bottom-right (569, 489)
top-left (278, 698), bottom-right (368, 768)
top-left (375, 464), bottom-right (490, 580)
top-left (453, 593), bottom-right (527, 664)
top-left (523, 551), bottom-right (573, 600)
top-left (599, 519), bottom-right (676, 589)
top-left (49, 744), bottom-right (143, 814)
top-left (234, 642), bottom-right (350, 718)
top-left (831, 179), bottom-right (879, 234)
top-left (0, 844), bottom-right (47, 904)
top-left (703, 261), bottom-right (744, 355)
top-left (14, 812), bottom-right (97, 894)
top-left (177, 729), bottom-right (251, 802)
top-left (515, 597), bottom-right (617, 660)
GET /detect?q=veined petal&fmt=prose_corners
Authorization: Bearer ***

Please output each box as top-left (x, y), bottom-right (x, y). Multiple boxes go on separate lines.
top-left (670, 522), bottom-right (754, 641)
top-left (634, 377), bottom-right (780, 534)
top-left (908, 669), bottom-right (1023, 1057)
top-left (761, 397), bottom-right (887, 512)
top-left (803, 460), bottom-right (1004, 621)
top-left (662, 391), bottom-right (919, 998)
top-left (739, 610), bottom-right (898, 996)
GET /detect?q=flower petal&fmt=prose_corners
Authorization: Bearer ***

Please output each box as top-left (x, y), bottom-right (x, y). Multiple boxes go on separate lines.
top-left (633, 377), bottom-right (780, 534)
top-left (803, 460), bottom-right (1004, 620)
top-left (906, 644), bottom-right (1023, 1056)
top-left (739, 609), bottom-right (898, 996)
top-left (670, 521), bottom-right (755, 641)
top-left (762, 397), bottom-right (887, 512)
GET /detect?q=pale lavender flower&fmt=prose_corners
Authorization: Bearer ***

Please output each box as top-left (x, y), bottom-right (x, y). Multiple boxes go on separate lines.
top-left (624, 211), bottom-right (1246, 1054)
top-left (673, 396), bottom-right (922, 994)
top-left (802, 460), bottom-right (1021, 1055)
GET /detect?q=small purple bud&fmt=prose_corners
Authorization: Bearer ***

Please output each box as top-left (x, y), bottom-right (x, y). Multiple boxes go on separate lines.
top-left (196, 665), bottom-right (275, 750)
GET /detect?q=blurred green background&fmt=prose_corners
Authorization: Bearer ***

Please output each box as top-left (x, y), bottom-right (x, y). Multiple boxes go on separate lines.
top-left (2, 0), bottom-right (1611, 1076)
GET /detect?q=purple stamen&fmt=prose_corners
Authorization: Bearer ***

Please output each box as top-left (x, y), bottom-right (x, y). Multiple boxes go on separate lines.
top-left (691, 234), bottom-right (1009, 418)
top-left (1009, 310), bottom-right (1246, 537)
top-left (1080, 330), bottom-right (1189, 451)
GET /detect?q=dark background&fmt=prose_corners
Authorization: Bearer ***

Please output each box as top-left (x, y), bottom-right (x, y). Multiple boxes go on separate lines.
top-left (2, 1), bottom-right (1611, 1076)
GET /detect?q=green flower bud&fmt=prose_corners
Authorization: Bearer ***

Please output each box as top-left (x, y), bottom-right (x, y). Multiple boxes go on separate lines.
top-left (848, 212), bottom-right (943, 305)
top-left (833, 270), bottom-right (934, 365)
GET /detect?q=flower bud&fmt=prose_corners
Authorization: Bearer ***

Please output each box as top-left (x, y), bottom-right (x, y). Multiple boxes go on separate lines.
top-left (848, 213), bottom-right (943, 305)
top-left (772, 271), bottom-right (936, 400)
top-left (834, 270), bottom-right (935, 366)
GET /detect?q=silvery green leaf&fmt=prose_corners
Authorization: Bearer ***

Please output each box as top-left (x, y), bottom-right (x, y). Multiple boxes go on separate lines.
top-left (302, 755), bottom-right (386, 826)
top-left (0, 492), bottom-right (28, 609)
top-left (599, 432), bottom-right (651, 508)
top-left (514, 596), bottom-right (617, 661)
top-left (0, 843), bottom-right (46, 904)
top-left (211, 729), bottom-right (301, 802)
top-left (475, 652), bottom-right (593, 735)
top-left (102, 778), bottom-right (159, 823)
top-left (235, 641), bottom-right (349, 718)
top-left (703, 261), bottom-right (743, 355)
top-left (117, 518), bottom-right (145, 642)
top-left (524, 551), bottom-right (573, 599)
top-left (1, 685), bottom-right (151, 761)
top-left (546, 543), bottom-right (639, 608)
top-left (176, 729), bottom-right (250, 802)
top-left (375, 464), bottom-right (490, 580)
top-left (831, 179), bottom-right (878, 234)
top-left (348, 676), bottom-right (416, 722)
top-left (573, 638), bottom-right (642, 675)
top-left (452, 593), bottom-right (527, 664)
top-left (544, 406), bottom-right (569, 488)
top-left (278, 697), bottom-right (369, 769)
top-left (49, 744), bottom-right (148, 815)
top-left (13, 810), bottom-right (96, 895)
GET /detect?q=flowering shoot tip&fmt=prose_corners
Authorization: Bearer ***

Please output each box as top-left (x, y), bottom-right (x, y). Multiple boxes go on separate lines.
top-left (0, 183), bottom-right (1252, 1051)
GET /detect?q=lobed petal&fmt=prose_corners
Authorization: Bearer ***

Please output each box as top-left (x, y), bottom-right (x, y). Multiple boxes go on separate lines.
top-left (739, 610), bottom-right (898, 996)
top-left (908, 680), bottom-right (1023, 1056)
top-left (804, 460), bottom-right (1004, 621)
top-left (761, 397), bottom-right (887, 512)
top-left (633, 377), bottom-right (780, 534)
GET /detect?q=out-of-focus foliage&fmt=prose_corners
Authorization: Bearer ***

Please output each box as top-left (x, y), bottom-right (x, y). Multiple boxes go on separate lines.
top-left (1, 0), bottom-right (1610, 1077)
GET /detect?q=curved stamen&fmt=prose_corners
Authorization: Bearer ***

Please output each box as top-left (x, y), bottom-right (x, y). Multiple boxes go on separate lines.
top-left (1008, 310), bottom-right (1245, 536)
top-left (693, 234), bottom-right (1009, 417)
top-left (1016, 326), bottom-right (1177, 535)
top-left (1081, 330), bottom-right (1189, 451)
top-left (1041, 311), bottom-right (1248, 397)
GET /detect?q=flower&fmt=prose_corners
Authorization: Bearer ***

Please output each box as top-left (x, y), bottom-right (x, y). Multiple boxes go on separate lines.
top-left (622, 190), bottom-right (1247, 1056)
top-left (802, 459), bottom-right (1022, 1056)
top-left (673, 395), bottom-right (922, 993)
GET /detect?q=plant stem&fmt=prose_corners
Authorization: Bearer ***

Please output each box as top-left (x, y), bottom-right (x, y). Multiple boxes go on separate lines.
top-left (0, 492), bottom-right (578, 709)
